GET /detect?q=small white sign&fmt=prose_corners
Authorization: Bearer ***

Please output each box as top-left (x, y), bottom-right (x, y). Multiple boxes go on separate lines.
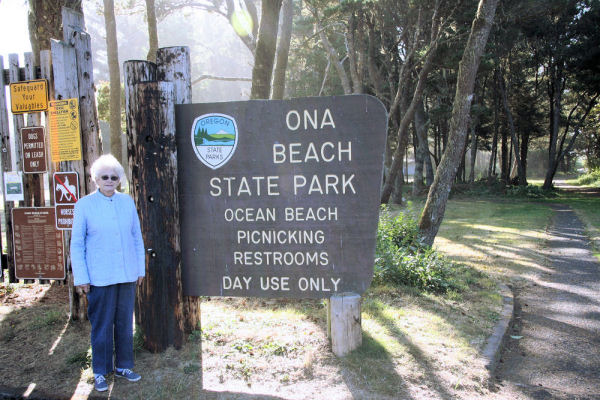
top-left (3, 171), bottom-right (24, 201)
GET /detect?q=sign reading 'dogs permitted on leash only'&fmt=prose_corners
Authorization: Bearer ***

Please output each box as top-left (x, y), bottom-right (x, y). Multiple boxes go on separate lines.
top-left (176, 95), bottom-right (387, 298)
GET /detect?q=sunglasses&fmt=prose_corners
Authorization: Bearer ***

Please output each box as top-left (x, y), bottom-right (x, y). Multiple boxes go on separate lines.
top-left (101, 175), bottom-right (119, 181)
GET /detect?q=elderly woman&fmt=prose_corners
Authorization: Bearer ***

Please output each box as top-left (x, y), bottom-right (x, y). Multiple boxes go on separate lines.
top-left (70, 154), bottom-right (145, 392)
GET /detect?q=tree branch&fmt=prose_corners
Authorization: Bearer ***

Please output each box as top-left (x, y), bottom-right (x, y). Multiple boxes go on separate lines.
top-left (191, 75), bottom-right (252, 86)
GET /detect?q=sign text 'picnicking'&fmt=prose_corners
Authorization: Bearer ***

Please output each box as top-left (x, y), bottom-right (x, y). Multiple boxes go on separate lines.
top-left (176, 95), bottom-right (387, 298)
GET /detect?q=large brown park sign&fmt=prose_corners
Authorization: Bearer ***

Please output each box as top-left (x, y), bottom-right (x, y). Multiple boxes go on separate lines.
top-left (176, 95), bottom-right (387, 298)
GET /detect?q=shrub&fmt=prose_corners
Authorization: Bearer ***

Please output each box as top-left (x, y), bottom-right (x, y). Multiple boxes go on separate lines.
top-left (374, 206), bottom-right (455, 293)
top-left (506, 184), bottom-right (557, 198)
top-left (575, 168), bottom-right (600, 186)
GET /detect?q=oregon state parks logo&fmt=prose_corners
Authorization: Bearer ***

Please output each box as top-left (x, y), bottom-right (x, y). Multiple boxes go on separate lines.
top-left (191, 113), bottom-right (238, 169)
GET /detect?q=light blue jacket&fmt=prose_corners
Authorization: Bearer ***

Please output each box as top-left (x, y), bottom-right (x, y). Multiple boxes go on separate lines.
top-left (70, 190), bottom-right (146, 286)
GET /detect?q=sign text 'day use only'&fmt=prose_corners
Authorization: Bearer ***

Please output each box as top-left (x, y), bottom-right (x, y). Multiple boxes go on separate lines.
top-left (176, 95), bottom-right (387, 298)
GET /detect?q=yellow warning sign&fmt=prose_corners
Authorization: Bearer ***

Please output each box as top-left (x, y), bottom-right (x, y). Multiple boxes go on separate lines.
top-left (48, 99), bottom-right (82, 162)
top-left (10, 79), bottom-right (49, 114)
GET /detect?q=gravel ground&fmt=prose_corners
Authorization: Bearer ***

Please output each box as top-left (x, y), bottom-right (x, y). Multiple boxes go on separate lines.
top-left (491, 203), bottom-right (600, 400)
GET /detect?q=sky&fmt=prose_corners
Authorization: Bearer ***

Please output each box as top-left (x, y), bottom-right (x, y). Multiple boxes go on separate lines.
top-left (0, 0), bottom-right (32, 64)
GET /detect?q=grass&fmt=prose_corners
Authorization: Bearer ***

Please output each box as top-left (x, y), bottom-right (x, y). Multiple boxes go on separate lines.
top-left (550, 190), bottom-right (600, 259)
top-left (436, 199), bottom-right (553, 283)
top-left (0, 193), bottom-right (568, 399)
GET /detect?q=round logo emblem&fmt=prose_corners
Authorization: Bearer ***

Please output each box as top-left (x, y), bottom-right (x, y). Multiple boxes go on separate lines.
top-left (190, 113), bottom-right (238, 169)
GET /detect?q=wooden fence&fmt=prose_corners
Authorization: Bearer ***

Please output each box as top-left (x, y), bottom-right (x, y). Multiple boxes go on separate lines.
top-left (0, 7), bottom-right (100, 321)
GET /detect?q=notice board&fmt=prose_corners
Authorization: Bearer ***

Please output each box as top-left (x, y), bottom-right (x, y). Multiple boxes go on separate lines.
top-left (12, 207), bottom-right (65, 280)
top-left (176, 95), bottom-right (387, 298)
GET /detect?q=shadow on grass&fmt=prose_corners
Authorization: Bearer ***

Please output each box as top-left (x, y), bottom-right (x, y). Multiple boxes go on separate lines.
top-left (340, 331), bottom-right (414, 399)
top-left (362, 301), bottom-right (456, 400)
top-left (0, 282), bottom-right (93, 399)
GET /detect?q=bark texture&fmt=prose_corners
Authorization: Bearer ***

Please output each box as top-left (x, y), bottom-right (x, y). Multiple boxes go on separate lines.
top-left (28, 0), bottom-right (83, 65)
top-left (498, 68), bottom-right (526, 185)
top-left (50, 7), bottom-right (102, 320)
top-left (418, 0), bottom-right (500, 246)
top-left (271, 0), bottom-right (293, 99)
top-left (250, 0), bottom-right (282, 99)
top-left (103, 0), bottom-right (123, 165)
top-left (146, 0), bottom-right (159, 63)
top-left (129, 80), bottom-right (184, 352)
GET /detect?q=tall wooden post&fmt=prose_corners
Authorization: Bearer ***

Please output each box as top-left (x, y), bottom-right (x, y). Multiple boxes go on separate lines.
top-left (0, 56), bottom-right (13, 280)
top-left (51, 7), bottom-right (102, 320)
top-left (124, 46), bottom-right (200, 352)
top-left (157, 46), bottom-right (201, 334)
top-left (40, 50), bottom-right (56, 206)
top-left (126, 70), bottom-right (184, 351)
top-left (22, 52), bottom-right (45, 208)
top-left (6, 54), bottom-right (25, 283)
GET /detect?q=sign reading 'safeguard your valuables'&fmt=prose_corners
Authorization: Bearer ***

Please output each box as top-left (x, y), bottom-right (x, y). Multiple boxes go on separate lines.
top-left (9, 79), bottom-right (49, 114)
top-left (177, 95), bottom-right (388, 299)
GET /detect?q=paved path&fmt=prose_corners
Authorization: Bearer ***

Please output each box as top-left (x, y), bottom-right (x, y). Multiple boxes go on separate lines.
top-left (492, 204), bottom-right (600, 399)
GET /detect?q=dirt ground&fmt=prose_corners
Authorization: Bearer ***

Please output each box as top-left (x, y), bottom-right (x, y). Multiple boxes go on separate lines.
top-left (2, 186), bottom-right (598, 399)
top-left (0, 281), bottom-right (499, 400)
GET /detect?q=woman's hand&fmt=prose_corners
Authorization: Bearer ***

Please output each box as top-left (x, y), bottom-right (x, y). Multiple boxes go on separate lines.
top-left (137, 276), bottom-right (144, 285)
top-left (77, 284), bottom-right (90, 294)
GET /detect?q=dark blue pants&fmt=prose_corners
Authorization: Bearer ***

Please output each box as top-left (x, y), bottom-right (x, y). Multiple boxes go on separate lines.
top-left (87, 282), bottom-right (136, 375)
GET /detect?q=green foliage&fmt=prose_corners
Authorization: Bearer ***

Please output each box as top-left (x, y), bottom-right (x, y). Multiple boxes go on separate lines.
top-left (182, 363), bottom-right (201, 374)
top-left (31, 309), bottom-right (64, 330)
top-left (194, 128), bottom-right (207, 145)
top-left (374, 206), bottom-right (456, 293)
top-left (261, 342), bottom-right (296, 356)
top-left (133, 324), bottom-right (145, 354)
top-left (188, 329), bottom-right (202, 343)
top-left (505, 184), bottom-right (558, 198)
top-left (574, 168), bottom-right (600, 187)
top-left (455, 178), bottom-right (507, 196)
top-left (96, 81), bottom-right (126, 130)
top-left (66, 347), bottom-right (92, 370)
top-left (232, 340), bottom-right (254, 354)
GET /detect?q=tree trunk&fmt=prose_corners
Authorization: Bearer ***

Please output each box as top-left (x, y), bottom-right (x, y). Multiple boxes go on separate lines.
top-left (380, 39), bottom-right (440, 203)
top-left (103, 0), bottom-right (123, 165)
top-left (546, 94), bottom-right (598, 186)
top-left (418, 0), bottom-right (499, 246)
top-left (146, 0), bottom-right (159, 63)
top-left (498, 68), bottom-right (526, 185)
top-left (488, 86), bottom-right (499, 178)
top-left (271, 0), bottom-right (293, 99)
top-left (346, 12), bottom-right (362, 94)
top-left (28, 0), bottom-right (83, 65)
top-left (468, 123), bottom-right (477, 183)
top-left (313, 8), bottom-right (352, 95)
top-left (543, 69), bottom-right (563, 189)
top-left (251, 0), bottom-right (283, 99)
top-left (520, 128), bottom-right (530, 180)
top-left (413, 99), bottom-right (428, 194)
top-left (391, 139), bottom-right (408, 204)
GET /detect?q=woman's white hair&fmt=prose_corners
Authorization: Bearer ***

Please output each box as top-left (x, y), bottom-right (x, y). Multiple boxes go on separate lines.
top-left (90, 154), bottom-right (126, 185)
